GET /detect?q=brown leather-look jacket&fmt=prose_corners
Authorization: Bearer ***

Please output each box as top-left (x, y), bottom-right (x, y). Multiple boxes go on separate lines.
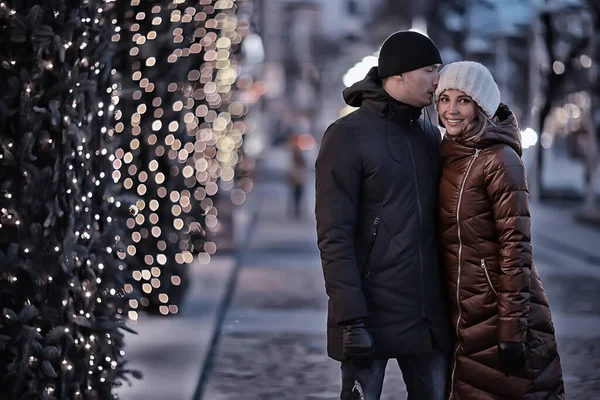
top-left (439, 105), bottom-right (565, 399)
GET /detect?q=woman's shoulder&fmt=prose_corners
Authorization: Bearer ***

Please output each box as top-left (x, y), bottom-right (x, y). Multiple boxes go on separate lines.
top-left (479, 144), bottom-right (526, 186)
top-left (481, 143), bottom-right (523, 168)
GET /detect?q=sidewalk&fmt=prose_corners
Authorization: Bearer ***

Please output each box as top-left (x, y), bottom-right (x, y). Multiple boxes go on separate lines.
top-left (531, 200), bottom-right (600, 279)
top-left (529, 200), bottom-right (600, 397)
top-left (200, 172), bottom-right (600, 399)
top-left (114, 158), bottom-right (600, 399)
top-left (201, 177), bottom-right (408, 399)
top-left (115, 256), bottom-right (236, 400)
top-left (114, 191), bottom-right (260, 400)
top-left (523, 149), bottom-right (600, 228)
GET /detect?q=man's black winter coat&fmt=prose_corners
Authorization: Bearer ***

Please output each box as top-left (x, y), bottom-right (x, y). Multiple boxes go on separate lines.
top-left (315, 67), bottom-right (451, 361)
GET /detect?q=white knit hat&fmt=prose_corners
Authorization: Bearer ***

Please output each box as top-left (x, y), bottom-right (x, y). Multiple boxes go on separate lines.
top-left (435, 61), bottom-right (501, 118)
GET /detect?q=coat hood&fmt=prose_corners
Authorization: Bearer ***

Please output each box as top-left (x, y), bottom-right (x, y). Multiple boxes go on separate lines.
top-left (343, 67), bottom-right (422, 123)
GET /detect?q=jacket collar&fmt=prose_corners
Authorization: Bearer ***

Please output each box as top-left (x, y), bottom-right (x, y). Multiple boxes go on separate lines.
top-left (343, 67), bottom-right (422, 124)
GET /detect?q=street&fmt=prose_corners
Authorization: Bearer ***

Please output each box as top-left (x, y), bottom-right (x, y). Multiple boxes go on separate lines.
top-left (201, 174), bottom-right (600, 400)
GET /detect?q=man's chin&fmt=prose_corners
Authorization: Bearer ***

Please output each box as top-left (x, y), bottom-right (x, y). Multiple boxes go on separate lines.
top-left (422, 96), bottom-right (434, 106)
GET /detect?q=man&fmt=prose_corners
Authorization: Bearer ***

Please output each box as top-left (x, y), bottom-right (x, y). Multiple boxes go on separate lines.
top-left (315, 31), bottom-right (452, 400)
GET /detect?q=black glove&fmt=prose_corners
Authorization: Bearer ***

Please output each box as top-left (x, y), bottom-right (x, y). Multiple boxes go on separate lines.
top-left (498, 341), bottom-right (527, 377)
top-left (342, 318), bottom-right (374, 369)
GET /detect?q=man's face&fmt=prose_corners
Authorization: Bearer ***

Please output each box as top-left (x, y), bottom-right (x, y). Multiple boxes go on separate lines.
top-left (387, 64), bottom-right (441, 108)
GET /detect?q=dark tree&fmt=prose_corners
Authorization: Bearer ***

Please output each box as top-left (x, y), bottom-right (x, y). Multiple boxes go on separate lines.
top-left (536, 1), bottom-right (592, 199)
top-left (0, 1), bottom-right (136, 398)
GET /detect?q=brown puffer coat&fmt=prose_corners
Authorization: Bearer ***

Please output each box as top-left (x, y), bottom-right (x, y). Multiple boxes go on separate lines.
top-left (439, 108), bottom-right (565, 400)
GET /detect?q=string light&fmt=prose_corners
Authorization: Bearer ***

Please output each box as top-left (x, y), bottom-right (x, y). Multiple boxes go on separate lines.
top-left (2, 0), bottom-right (249, 397)
top-left (114, 0), bottom-right (247, 315)
top-left (0, 0), bottom-right (138, 398)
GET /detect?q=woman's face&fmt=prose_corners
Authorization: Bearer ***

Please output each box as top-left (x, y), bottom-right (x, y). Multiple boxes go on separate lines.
top-left (437, 89), bottom-right (477, 137)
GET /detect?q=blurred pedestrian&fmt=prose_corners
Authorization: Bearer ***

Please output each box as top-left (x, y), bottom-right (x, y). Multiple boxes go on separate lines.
top-left (315, 31), bottom-right (452, 400)
top-left (436, 61), bottom-right (565, 399)
top-left (287, 135), bottom-right (307, 219)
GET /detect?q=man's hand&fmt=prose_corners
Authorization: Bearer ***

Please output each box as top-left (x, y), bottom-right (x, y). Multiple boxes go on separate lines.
top-left (498, 341), bottom-right (527, 377)
top-left (342, 318), bottom-right (374, 369)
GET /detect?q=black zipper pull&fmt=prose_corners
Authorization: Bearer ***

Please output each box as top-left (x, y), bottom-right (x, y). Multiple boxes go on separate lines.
top-left (369, 217), bottom-right (380, 246)
top-left (372, 216), bottom-right (380, 235)
top-left (363, 216), bottom-right (381, 281)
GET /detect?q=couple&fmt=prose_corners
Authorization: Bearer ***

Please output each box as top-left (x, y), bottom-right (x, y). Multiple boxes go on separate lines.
top-left (315, 31), bottom-right (566, 400)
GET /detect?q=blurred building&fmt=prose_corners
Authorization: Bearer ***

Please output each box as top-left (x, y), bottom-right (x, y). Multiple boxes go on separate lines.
top-left (427, 0), bottom-right (534, 125)
top-left (249, 0), bottom-right (388, 147)
top-left (242, 0), bottom-right (599, 206)
top-left (427, 0), bottom-right (600, 202)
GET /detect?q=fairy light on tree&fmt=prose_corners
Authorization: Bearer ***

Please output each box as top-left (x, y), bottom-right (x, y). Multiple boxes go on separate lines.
top-left (112, 0), bottom-right (248, 315)
top-left (112, 0), bottom-right (201, 315)
top-left (182, 0), bottom-right (250, 254)
top-left (0, 0), bottom-right (250, 397)
top-left (0, 0), bottom-right (137, 399)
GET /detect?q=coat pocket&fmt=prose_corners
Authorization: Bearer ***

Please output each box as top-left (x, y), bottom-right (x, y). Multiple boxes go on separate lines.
top-left (480, 259), bottom-right (499, 296)
top-left (362, 215), bottom-right (381, 280)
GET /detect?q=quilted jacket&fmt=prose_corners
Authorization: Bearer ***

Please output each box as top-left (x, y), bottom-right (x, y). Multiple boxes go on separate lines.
top-left (438, 106), bottom-right (565, 399)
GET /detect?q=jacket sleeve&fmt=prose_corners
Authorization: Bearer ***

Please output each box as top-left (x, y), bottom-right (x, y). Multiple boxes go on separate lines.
top-left (483, 147), bottom-right (532, 343)
top-left (315, 122), bottom-right (368, 324)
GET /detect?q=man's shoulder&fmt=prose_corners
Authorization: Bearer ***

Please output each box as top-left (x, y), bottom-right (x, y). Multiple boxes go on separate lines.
top-left (325, 108), bottom-right (378, 136)
top-left (324, 111), bottom-right (356, 137)
top-left (330, 108), bottom-right (363, 126)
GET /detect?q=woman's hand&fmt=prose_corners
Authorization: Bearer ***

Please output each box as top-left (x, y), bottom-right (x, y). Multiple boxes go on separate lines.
top-left (498, 341), bottom-right (527, 376)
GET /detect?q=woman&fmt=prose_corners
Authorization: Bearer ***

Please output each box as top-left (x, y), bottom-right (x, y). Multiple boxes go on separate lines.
top-left (435, 61), bottom-right (565, 399)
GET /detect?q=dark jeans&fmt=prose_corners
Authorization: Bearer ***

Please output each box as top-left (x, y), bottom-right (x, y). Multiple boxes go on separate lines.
top-left (340, 349), bottom-right (448, 400)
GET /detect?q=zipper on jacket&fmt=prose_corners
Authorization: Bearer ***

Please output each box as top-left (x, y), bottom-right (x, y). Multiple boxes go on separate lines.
top-left (362, 215), bottom-right (381, 280)
top-left (449, 148), bottom-right (480, 400)
top-left (405, 138), bottom-right (426, 317)
top-left (480, 259), bottom-right (499, 296)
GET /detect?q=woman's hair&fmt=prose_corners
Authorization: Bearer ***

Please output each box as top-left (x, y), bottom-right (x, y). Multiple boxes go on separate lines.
top-left (463, 103), bottom-right (495, 141)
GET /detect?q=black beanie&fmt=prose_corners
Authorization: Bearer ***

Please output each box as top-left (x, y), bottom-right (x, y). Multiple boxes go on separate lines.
top-left (378, 31), bottom-right (442, 78)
